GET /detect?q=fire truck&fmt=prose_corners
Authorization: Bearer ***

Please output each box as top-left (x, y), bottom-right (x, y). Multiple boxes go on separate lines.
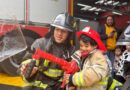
top-left (0, 0), bottom-right (72, 76)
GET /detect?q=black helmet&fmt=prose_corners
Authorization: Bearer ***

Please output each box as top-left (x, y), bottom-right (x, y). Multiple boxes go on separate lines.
top-left (51, 13), bottom-right (75, 32)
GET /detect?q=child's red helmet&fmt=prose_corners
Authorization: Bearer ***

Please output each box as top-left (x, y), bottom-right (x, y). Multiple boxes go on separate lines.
top-left (76, 26), bottom-right (107, 53)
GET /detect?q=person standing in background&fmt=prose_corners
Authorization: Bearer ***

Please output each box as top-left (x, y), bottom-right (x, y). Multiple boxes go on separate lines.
top-left (97, 15), bottom-right (117, 70)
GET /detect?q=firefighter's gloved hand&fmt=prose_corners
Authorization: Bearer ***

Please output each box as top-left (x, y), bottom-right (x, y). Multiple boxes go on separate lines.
top-left (19, 59), bottom-right (38, 77)
top-left (20, 64), bottom-right (27, 75)
top-left (19, 59), bottom-right (32, 75)
top-left (66, 60), bottom-right (79, 74)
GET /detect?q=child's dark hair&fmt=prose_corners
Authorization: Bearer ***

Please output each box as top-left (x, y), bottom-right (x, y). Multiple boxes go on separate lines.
top-left (80, 34), bottom-right (97, 46)
top-left (115, 45), bottom-right (125, 53)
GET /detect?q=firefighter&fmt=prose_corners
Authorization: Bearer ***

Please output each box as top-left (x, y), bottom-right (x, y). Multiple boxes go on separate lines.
top-left (19, 13), bottom-right (77, 90)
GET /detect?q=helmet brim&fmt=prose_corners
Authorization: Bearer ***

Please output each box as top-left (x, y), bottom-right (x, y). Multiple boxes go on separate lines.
top-left (51, 24), bottom-right (73, 32)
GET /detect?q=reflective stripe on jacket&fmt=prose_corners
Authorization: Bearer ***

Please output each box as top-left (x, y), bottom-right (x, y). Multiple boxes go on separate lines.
top-left (98, 77), bottom-right (122, 90)
top-left (37, 59), bottom-right (64, 78)
top-left (43, 68), bottom-right (63, 78)
top-left (109, 78), bottom-right (122, 90)
top-left (23, 79), bottom-right (48, 89)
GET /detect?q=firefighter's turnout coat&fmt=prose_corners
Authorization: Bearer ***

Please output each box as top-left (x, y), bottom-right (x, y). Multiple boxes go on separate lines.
top-left (22, 37), bottom-right (75, 90)
top-left (72, 49), bottom-right (109, 90)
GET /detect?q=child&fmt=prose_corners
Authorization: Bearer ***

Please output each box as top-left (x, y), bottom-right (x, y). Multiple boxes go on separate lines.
top-left (67, 26), bottom-right (109, 90)
top-left (113, 45), bottom-right (125, 83)
top-left (113, 45), bottom-right (124, 74)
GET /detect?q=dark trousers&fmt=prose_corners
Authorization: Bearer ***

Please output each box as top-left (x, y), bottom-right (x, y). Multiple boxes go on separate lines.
top-left (107, 50), bottom-right (115, 66)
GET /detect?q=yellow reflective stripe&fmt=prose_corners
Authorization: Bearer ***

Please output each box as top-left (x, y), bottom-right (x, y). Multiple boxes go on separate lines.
top-left (22, 59), bottom-right (39, 66)
top-left (36, 60), bottom-right (39, 66)
top-left (98, 77), bottom-right (122, 90)
top-left (43, 69), bottom-right (63, 77)
top-left (75, 73), bottom-right (80, 86)
top-left (23, 82), bottom-right (32, 87)
top-left (39, 83), bottom-right (48, 89)
top-left (109, 80), bottom-right (116, 90)
top-left (79, 73), bottom-right (84, 86)
top-left (23, 81), bottom-right (48, 89)
top-left (74, 73), bottom-right (84, 86)
top-left (98, 77), bottom-right (108, 85)
top-left (33, 81), bottom-right (48, 89)
top-left (97, 77), bottom-right (108, 89)
top-left (43, 59), bottom-right (50, 67)
top-left (109, 79), bottom-right (122, 90)
top-left (22, 76), bottom-right (32, 87)
top-left (114, 79), bottom-right (122, 86)
top-left (21, 59), bottom-right (32, 64)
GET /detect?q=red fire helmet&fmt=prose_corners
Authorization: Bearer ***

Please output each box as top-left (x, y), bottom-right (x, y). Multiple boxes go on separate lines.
top-left (76, 26), bottom-right (107, 53)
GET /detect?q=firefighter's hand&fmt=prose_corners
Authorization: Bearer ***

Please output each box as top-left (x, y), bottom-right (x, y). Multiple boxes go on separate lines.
top-left (19, 59), bottom-right (38, 77)
top-left (20, 64), bottom-right (27, 75)
top-left (20, 64), bottom-right (38, 77)
top-left (19, 64), bottom-right (29, 75)
top-left (19, 59), bottom-right (31, 75)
